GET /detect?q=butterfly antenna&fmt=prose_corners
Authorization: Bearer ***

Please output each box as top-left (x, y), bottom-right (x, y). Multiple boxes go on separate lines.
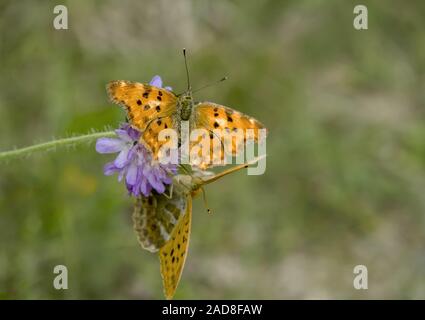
top-left (183, 48), bottom-right (191, 91)
top-left (192, 76), bottom-right (228, 94)
top-left (200, 187), bottom-right (212, 214)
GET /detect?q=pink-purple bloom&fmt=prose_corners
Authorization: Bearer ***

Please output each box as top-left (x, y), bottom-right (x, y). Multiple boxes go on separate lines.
top-left (96, 76), bottom-right (176, 197)
top-left (96, 124), bottom-right (176, 197)
top-left (149, 75), bottom-right (172, 91)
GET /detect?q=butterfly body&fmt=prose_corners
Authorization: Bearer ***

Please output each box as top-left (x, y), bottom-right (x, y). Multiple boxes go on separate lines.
top-left (178, 92), bottom-right (194, 121)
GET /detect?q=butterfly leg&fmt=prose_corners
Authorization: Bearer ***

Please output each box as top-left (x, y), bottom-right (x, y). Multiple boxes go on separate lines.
top-left (164, 183), bottom-right (174, 199)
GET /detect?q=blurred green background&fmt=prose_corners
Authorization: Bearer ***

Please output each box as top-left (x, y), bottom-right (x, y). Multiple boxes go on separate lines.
top-left (1, 0), bottom-right (425, 299)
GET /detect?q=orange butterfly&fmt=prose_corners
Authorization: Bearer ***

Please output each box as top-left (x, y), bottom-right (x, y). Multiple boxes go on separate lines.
top-left (107, 51), bottom-right (266, 169)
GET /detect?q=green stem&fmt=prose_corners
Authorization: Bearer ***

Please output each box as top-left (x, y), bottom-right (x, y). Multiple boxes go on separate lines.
top-left (0, 131), bottom-right (116, 161)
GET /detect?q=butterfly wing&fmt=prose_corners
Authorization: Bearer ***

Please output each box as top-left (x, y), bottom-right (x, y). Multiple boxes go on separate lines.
top-left (193, 102), bottom-right (266, 168)
top-left (142, 116), bottom-right (175, 159)
top-left (159, 194), bottom-right (192, 299)
top-left (107, 81), bottom-right (177, 156)
top-left (157, 166), bottom-right (251, 299)
top-left (132, 189), bottom-right (186, 253)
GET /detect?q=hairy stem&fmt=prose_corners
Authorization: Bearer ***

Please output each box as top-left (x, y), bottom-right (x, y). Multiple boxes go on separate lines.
top-left (0, 131), bottom-right (116, 161)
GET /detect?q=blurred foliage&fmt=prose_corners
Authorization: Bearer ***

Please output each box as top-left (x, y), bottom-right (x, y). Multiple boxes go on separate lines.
top-left (1, 0), bottom-right (425, 299)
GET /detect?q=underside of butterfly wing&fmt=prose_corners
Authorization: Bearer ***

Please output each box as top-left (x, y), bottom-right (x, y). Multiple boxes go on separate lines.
top-left (159, 195), bottom-right (192, 300)
top-left (132, 188), bottom-right (186, 253)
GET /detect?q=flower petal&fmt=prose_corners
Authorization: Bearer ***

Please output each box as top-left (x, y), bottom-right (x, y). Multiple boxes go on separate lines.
top-left (149, 75), bottom-right (163, 88)
top-left (126, 162), bottom-right (138, 186)
top-left (153, 181), bottom-right (166, 194)
top-left (127, 146), bottom-right (138, 163)
top-left (96, 138), bottom-right (124, 154)
top-left (103, 162), bottom-right (118, 176)
top-left (140, 177), bottom-right (152, 197)
top-left (162, 174), bottom-right (172, 185)
top-left (127, 126), bottom-right (141, 141)
top-left (146, 168), bottom-right (165, 194)
top-left (118, 168), bottom-right (125, 182)
top-left (115, 129), bottom-right (133, 143)
top-left (114, 148), bottom-right (130, 168)
top-left (164, 86), bottom-right (173, 91)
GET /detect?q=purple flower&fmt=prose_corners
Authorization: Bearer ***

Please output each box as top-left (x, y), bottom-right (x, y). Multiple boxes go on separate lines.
top-left (96, 123), bottom-right (177, 197)
top-left (150, 75), bottom-right (172, 91)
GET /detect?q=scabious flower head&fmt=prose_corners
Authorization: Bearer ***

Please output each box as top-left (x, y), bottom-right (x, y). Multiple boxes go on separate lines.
top-left (96, 124), bottom-right (177, 197)
top-left (96, 75), bottom-right (176, 197)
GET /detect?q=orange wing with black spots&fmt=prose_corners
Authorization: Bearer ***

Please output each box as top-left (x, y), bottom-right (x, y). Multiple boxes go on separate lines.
top-left (107, 80), bottom-right (177, 131)
top-left (159, 195), bottom-right (192, 300)
top-left (107, 81), bottom-right (177, 156)
top-left (192, 102), bottom-right (267, 168)
top-left (142, 116), bottom-right (175, 159)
